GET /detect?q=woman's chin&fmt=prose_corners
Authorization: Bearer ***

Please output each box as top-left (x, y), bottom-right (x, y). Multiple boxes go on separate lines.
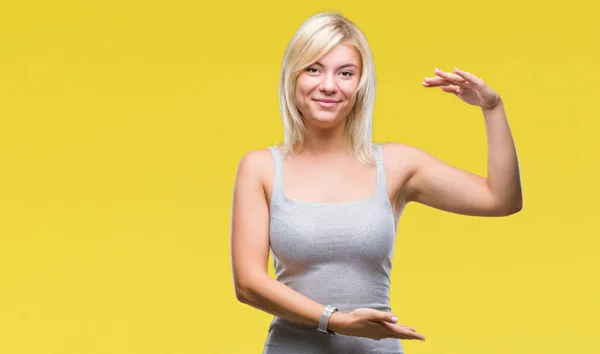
top-left (309, 118), bottom-right (344, 129)
top-left (306, 113), bottom-right (346, 127)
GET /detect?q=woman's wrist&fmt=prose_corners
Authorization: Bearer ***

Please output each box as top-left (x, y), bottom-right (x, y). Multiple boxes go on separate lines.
top-left (327, 311), bottom-right (349, 334)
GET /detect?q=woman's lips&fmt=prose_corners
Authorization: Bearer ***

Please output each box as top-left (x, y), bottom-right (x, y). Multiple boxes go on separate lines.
top-left (312, 98), bottom-right (339, 108)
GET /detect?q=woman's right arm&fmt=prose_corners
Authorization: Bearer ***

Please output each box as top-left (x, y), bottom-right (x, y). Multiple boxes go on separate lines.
top-left (229, 150), bottom-right (425, 341)
top-left (230, 150), bottom-right (333, 328)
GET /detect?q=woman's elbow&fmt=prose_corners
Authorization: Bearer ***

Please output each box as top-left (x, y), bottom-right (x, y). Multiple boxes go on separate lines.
top-left (234, 283), bottom-right (252, 304)
top-left (233, 274), bottom-right (261, 304)
top-left (496, 197), bottom-right (523, 216)
top-left (512, 199), bottom-right (523, 214)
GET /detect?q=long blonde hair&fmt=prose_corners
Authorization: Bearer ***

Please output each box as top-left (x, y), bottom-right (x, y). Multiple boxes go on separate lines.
top-left (278, 12), bottom-right (377, 165)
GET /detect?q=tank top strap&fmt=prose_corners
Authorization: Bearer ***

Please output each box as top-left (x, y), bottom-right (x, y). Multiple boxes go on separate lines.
top-left (373, 143), bottom-right (389, 197)
top-left (268, 146), bottom-right (284, 205)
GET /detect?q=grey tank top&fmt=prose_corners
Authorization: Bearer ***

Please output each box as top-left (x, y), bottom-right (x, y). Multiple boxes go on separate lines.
top-left (263, 144), bottom-right (404, 354)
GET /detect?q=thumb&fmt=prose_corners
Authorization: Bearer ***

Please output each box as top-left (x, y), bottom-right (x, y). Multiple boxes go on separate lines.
top-left (440, 85), bottom-right (460, 94)
top-left (376, 311), bottom-right (398, 324)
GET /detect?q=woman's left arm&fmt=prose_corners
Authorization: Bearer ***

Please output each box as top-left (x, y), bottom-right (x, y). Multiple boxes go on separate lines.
top-left (402, 68), bottom-right (523, 217)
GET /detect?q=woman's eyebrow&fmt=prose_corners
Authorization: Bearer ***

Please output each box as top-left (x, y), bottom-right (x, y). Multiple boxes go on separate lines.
top-left (314, 62), bottom-right (359, 69)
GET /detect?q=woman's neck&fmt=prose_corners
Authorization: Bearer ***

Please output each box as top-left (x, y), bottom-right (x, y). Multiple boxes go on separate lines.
top-left (301, 123), bottom-right (349, 156)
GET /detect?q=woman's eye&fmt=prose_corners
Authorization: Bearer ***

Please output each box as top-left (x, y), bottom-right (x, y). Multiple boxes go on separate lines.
top-left (305, 67), bottom-right (319, 73)
top-left (341, 71), bottom-right (354, 77)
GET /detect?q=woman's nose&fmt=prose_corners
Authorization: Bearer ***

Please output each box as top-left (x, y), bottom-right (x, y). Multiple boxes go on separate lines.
top-left (319, 74), bottom-right (337, 94)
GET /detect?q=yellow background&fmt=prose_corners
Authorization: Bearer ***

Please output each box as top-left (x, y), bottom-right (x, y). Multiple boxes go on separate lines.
top-left (1, 0), bottom-right (598, 353)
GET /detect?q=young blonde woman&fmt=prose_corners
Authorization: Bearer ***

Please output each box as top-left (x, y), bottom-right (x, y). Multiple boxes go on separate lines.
top-left (230, 12), bottom-right (523, 354)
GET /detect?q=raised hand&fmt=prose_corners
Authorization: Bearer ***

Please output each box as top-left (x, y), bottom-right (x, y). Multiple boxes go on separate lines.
top-left (329, 308), bottom-right (426, 341)
top-left (423, 68), bottom-right (501, 110)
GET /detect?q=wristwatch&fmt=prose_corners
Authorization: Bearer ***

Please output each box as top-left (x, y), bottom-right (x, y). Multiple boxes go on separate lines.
top-left (317, 305), bottom-right (338, 335)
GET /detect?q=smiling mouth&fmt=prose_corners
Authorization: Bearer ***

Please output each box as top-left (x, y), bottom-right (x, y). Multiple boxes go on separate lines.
top-left (312, 98), bottom-right (339, 103)
top-left (312, 99), bottom-right (339, 108)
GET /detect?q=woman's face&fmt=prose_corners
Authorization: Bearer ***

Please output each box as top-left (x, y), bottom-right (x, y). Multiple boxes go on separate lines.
top-left (295, 43), bottom-right (362, 129)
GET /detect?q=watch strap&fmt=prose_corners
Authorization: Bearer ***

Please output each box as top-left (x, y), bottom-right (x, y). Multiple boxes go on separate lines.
top-left (317, 305), bottom-right (338, 335)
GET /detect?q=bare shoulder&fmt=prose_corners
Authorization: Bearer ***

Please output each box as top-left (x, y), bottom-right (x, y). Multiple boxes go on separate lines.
top-left (234, 148), bottom-right (276, 200)
top-left (236, 148), bottom-right (274, 176)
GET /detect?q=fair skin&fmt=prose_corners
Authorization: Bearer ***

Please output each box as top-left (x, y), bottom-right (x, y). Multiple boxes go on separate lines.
top-left (231, 42), bottom-right (522, 342)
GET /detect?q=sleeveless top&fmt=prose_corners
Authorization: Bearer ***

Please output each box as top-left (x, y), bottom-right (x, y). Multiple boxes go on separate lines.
top-left (262, 144), bottom-right (405, 354)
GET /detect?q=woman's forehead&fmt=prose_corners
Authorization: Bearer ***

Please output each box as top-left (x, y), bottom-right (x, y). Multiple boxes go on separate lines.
top-left (312, 43), bottom-right (361, 67)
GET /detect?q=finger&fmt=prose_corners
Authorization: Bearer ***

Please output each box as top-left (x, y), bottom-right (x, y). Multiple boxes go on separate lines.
top-left (453, 68), bottom-right (484, 87)
top-left (389, 324), bottom-right (416, 333)
top-left (396, 332), bottom-right (425, 340)
top-left (398, 328), bottom-right (426, 341)
top-left (387, 314), bottom-right (399, 324)
top-left (394, 324), bottom-right (415, 332)
top-left (380, 322), bottom-right (425, 341)
top-left (439, 84), bottom-right (461, 95)
top-left (422, 77), bottom-right (455, 87)
top-left (400, 335), bottom-right (426, 341)
top-left (433, 68), bottom-right (466, 85)
top-left (369, 311), bottom-right (398, 324)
